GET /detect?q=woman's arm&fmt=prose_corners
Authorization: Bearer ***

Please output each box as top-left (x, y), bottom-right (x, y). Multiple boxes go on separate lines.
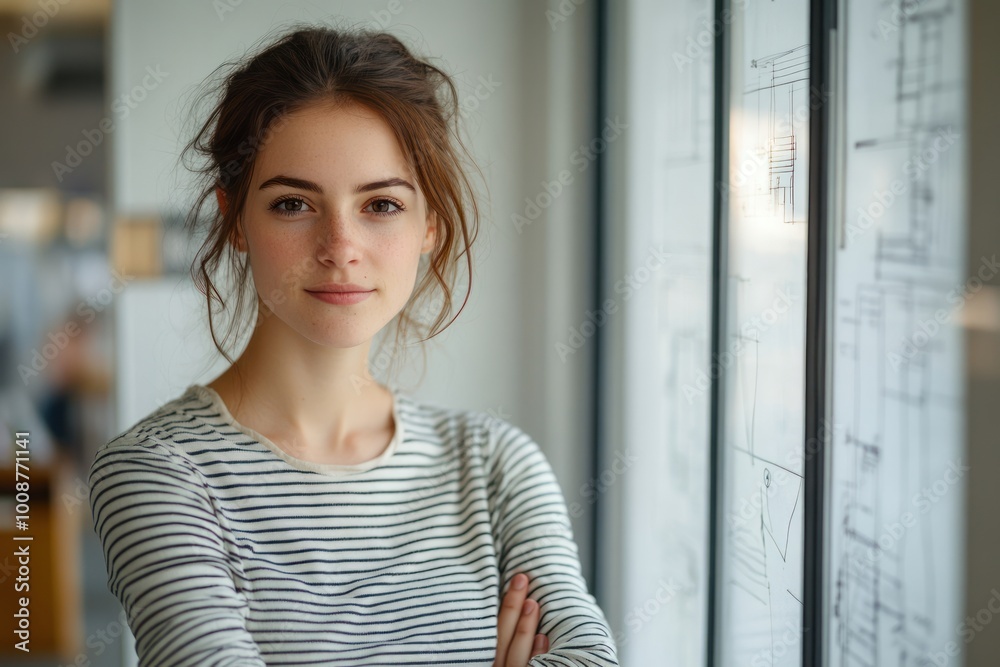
top-left (484, 416), bottom-right (620, 666)
top-left (89, 438), bottom-right (268, 667)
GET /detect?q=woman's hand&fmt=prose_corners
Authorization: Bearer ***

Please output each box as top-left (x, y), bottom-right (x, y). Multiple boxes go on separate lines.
top-left (493, 572), bottom-right (549, 667)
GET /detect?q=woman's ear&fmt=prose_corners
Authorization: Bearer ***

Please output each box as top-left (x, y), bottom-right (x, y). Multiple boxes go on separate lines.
top-left (217, 186), bottom-right (247, 253)
top-left (229, 225), bottom-right (247, 253)
top-left (215, 185), bottom-right (228, 217)
top-left (421, 210), bottom-right (438, 254)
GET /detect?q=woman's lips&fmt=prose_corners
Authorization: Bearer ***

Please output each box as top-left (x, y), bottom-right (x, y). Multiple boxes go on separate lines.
top-left (305, 289), bottom-right (374, 305)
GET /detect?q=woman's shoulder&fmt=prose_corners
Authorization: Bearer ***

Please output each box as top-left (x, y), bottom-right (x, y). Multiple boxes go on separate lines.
top-left (97, 384), bottom-right (217, 459)
top-left (395, 389), bottom-right (496, 440)
top-left (397, 389), bottom-right (535, 457)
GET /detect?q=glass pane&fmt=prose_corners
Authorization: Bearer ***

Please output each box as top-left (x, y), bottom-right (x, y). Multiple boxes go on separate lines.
top-left (827, 0), bottom-right (967, 664)
top-left (717, 1), bottom-right (810, 665)
top-left (609, 0), bottom-right (714, 662)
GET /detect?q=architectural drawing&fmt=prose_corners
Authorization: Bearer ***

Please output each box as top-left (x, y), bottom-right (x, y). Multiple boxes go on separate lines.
top-left (828, 1), bottom-right (965, 665)
top-left (738, 44), bottom-right (810, 225)
top-left (719, 1), bottom-right (809, 665)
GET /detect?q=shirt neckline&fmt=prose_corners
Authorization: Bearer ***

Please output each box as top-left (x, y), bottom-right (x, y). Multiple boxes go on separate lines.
top-left (186, 383), bottom-right (405, 477)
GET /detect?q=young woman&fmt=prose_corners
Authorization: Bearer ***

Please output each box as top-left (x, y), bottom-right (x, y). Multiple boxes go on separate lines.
top-left (89, 23), bottom-right (618, 666)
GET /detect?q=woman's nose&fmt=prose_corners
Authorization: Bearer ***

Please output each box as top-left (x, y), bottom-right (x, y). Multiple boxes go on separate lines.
top-left (316, 211), bottom-right (363, 267)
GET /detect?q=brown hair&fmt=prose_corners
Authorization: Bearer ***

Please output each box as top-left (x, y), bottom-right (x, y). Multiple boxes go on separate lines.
top-left (179, 20), bottom-right (483, 391)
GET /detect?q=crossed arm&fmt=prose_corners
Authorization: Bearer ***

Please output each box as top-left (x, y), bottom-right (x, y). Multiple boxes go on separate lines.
top-left (484, 415), bottom-right (620, 666)
top-left (89, 424), bottom-right (617, 666)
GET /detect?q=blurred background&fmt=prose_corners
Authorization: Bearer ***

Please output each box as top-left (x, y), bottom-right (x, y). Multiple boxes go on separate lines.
top-left (0, 0), bottom-right (997, 666)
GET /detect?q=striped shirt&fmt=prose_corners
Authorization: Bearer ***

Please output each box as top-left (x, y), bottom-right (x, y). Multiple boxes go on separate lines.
top-left (88, 383), bottom-right (619, 666)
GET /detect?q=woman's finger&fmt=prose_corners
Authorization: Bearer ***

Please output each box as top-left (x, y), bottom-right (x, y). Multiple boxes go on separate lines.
top-left (504, 597), bottom-right (541, 667)
top-left (494, 573), bottom-right (529, 666)
top-left (529, 633), bottom-right (549, 658)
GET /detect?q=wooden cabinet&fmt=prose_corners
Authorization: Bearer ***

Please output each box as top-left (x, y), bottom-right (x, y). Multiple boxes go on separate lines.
top-left (0, 452), bottom-right (83, 660)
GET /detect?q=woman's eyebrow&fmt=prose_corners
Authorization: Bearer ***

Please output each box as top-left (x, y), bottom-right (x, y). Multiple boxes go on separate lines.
top-left (257, 175), bottom-right (416, 194)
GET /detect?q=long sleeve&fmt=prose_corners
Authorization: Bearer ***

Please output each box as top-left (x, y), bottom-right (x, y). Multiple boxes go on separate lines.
top-left (88, 438), bottom-right (268, 667)
top-left (485, 416), bottom-right (620, 666)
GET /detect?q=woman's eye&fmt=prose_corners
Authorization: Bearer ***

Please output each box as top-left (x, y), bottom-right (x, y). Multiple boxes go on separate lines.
top-left (267, 196), bottom-right (404, 219)
top-left (366, 197), bottom-right (405, 217)
top-left (268, 196), bottom-right (311, 217)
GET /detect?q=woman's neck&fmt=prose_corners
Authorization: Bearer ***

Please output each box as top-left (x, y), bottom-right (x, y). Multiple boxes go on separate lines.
top-left (206, 325), bottom-right (395, 465)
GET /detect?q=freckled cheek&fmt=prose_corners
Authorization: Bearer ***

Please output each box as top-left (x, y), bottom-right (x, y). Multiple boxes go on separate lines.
top-left (381, 245), bottom-right (420, 281)
top-left (365, 236), bottom-right (403, 270)
top-left (249, 231), bottom-right (309, 293)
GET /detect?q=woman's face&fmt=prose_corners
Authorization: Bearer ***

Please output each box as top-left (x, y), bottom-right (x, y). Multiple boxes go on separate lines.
top-left (221, 101), bottom-right (437, 348)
